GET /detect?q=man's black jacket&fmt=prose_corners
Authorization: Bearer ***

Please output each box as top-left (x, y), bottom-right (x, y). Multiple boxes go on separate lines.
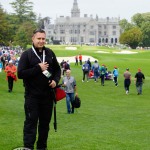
top-left (17, 47), bottom-right (61, 98)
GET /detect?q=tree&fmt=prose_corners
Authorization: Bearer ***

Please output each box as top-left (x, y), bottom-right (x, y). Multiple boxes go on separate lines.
top-left (131, 13), bottom-right (145, 28)
top-left (10, 0), bottom-right (36, 24)
top-left (141, 22), bottom-right (150, 47)
top-left (131, 12), bottom-right (150, 47)
top-left (0, 6), bottom-right (10, 45)
top-left (119, 19), bottom-right (133, 32)
top-left (14, 21), bottom-right (36, 49)
top-left (119, 27), bottom-right (143, 49)
top-left (37, 16), bottom-right (51, 29)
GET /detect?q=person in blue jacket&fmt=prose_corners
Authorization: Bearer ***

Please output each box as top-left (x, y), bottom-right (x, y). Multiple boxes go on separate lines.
top-left (113, 66), bottom-right (119, 86)
top-left (82, 61), bottom-right (90, 82)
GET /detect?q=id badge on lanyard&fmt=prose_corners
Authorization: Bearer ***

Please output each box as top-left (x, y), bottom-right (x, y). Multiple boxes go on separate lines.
top-left (32, 46), bottom-right (51, 78)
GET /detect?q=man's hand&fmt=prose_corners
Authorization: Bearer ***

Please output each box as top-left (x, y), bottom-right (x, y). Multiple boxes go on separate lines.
top-left (49, 80), bottom-right (56, 88)
top-left (39, 62), bottom-right (49, 71)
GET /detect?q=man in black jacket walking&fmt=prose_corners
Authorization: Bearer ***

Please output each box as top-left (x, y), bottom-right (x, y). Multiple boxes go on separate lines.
top-left (134, 68), bottom-right (145, 95)
top-left (17, 29), bottom-right (61, 150)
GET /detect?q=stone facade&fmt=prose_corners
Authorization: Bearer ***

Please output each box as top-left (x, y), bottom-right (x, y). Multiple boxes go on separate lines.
top-left (44, 0), bottom-right (120, 45)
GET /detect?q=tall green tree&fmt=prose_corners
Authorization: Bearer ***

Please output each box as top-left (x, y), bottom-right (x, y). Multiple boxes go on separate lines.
top-left (119, 27), bottom-right (143, 49)
top-left (0, 6), bottom-right (10, 45)
top-left (131, 12), bottom-right (150, 47)
top-left (141, 22), bottom-right (150, 47)
top-left (10, 0), bottom-right (36, 24)
top-left (131, 13), bottom-right (145, 28)
top-left (37, 16), bottom-right (51, 29)
top-left (14, 21), bottom-right (36, 49)
top-left (119, 19), bottom-right (133, 32)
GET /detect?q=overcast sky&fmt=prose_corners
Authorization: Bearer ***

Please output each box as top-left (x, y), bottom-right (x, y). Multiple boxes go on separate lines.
top-left (1, 0), bottom-right (150, 23)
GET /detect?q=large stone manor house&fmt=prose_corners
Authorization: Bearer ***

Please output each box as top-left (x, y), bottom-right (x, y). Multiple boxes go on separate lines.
top-left (44, 0), bottom-right (121, 45)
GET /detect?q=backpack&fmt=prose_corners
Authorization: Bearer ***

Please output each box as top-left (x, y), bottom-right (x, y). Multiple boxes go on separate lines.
top-left (93, 63), bottom-right (99, 72)
top-left (73, 95), bottom-right (81, 108)
top-left (83, 64), bottom-right (89, 72)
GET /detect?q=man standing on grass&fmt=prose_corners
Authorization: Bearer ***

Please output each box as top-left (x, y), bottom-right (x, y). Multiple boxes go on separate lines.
top-left (134, 68), bottom-right (145, 95)
top-left (62, 69), bottom-right (78, 114)
top-left (92, 60), bottom-right (100, 82)
top-left (79, 54), bottom-right (82, 65)
top-left (123, 68), bottom-right (131, 94)
top-left (113, 66), bottom-right (119, 86)
top-left (17, 29), bottom-right (61, 150)
top-left (100, 64), bottom-right (106, 86)
top-left (82, 61), bottom-right (90, 82)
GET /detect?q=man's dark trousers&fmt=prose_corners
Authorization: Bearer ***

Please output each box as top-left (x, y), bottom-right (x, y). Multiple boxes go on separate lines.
top-left (24, 96), bottom-right (53, 149)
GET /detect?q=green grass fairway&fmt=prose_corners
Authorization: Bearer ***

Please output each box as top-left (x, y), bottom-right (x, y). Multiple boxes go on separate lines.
top-left (0, 45), bottom-right (150, 150)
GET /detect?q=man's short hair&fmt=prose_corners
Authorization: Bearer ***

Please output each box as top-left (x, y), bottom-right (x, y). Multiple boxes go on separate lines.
top-left (33, 28), bottom-right (45, 35)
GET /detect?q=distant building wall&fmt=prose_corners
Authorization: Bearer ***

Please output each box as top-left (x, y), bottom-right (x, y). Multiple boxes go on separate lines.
top-left (44, 0), bottom-right (120, 45)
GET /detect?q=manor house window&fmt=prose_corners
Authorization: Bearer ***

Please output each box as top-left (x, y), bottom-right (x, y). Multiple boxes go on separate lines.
top-left (70, 37), bottom-right (77, 42)
top-left (99, 31), bottom-right (101, 35)
top-left (75, 30), bottom-right (79, 34)
top-left (60, 30), bottom-right (65, 34)
top-left (112, 25), bottom-right (116, 29)
top-left (89, 38), bottom-right (94, 42)
top-left (81, 37), bottom-right (84, 42)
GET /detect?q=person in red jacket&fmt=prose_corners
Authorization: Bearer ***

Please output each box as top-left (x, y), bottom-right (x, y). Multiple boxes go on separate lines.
top-left (4, 60), bottom-right (17, 92)
top-left (79, 54), bottom-right (82, 65)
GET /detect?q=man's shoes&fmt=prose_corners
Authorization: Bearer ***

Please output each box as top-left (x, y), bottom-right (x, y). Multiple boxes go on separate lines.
top-left (8, 89), bottom-right (12, 92)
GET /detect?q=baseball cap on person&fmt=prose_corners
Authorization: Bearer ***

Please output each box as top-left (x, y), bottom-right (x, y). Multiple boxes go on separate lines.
top-left (9, 60), bottom-right (13, 63)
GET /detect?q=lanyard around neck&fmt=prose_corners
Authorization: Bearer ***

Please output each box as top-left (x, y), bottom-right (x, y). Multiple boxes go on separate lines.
top-left (32, 46), bottom-right (45, 63)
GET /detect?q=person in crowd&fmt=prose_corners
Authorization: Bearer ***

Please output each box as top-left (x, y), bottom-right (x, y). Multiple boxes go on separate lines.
top-left (60, 59), bottom-right (65, 76)
top-left (79, 54), bottom-right (82, 65)
top-left (4, 60), bottom-right (9, 68)
top-left (4, 60), bottom-right (17, 92)
top-left (88, 70), bottom-right (94, 79)
top-left (82, 61), bottom-right (90, 82)
top-left (17, 29), bottom-right (61, 150)
top-left (87, 58), bottom-right (91, 70)
top-left (0, 61), bottom-right (2, 72)
top-left (100, 64), bottom-right (106, 86)
top-left (75, 55), bottom-right (78, 65)
top-left (62, 69), bottom-right (77, 114)
top-left (92, 60), bottom-right (100, 82)
top-left (1, 54), bottom-right (7, 69)
top-left (67, 60), bottom-right (70, 65)
top-left (123, 68), bottom-right (131, 94)
top-left (134, 68), bottom-right (145, 95)
top-left (62, 61), bottom-right (70, 76)
top-left (113, 66), bottom-right (119, 86)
